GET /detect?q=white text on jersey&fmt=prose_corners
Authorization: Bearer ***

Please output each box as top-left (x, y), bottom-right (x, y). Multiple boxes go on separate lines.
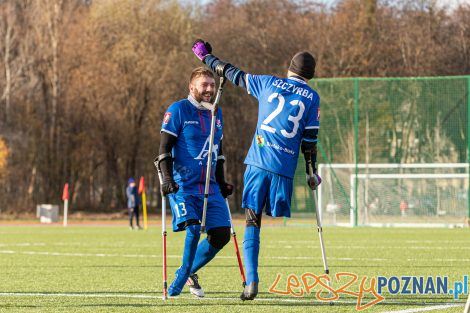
top-left (195, 136), bottom-right (219, 161)
top-left (272, 79), bottom-right (314, 100)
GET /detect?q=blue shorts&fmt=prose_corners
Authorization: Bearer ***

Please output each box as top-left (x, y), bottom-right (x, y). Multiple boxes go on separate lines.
top-left (241, 165), bottom-right (293, 217)
top-left (167, 192), bottom-right (231, 232)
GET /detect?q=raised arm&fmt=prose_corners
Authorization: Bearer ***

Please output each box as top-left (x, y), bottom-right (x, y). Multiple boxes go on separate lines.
top-left (192, 39), bottom-right (248, 89)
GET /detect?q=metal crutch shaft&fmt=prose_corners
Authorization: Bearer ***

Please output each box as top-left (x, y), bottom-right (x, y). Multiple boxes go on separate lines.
top-left (157, 170), bottom-right (168, 301)
top-left (309, 162), bottom-right (334, 305)
top-left (225, 198), bottom-right (246, 287)
top-left (201, 76), bottom-right (226, 233)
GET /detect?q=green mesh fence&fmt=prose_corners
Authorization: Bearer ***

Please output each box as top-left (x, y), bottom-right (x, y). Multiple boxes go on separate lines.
top-left (292, 76), bottom-right (470, 227)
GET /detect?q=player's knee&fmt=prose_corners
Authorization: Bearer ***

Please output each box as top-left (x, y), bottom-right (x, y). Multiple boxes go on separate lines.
top-left (207, 227), bottom-right (230, 249)
top-left (245, 208), bottom-right (262, 228)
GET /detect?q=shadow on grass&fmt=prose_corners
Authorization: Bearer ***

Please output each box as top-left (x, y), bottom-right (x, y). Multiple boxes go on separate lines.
top-left (158, 302), bottom-right (337, 307)
top-left (2, 291), bottom-right (464, 309)
top-left (0, 305), bottom-right (38, 308)
top-left (71, 304), bottom-right (155, 308)
top-left (4, 291), bottom-right (463, 301)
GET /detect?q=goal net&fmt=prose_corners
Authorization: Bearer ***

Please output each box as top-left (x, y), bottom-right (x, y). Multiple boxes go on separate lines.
top-left (317, 163), bottom-right (469, 227)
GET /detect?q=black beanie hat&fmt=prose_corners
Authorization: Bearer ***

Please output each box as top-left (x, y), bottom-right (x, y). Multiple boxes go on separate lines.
top-left (288, 51), bottom-right (316, 80)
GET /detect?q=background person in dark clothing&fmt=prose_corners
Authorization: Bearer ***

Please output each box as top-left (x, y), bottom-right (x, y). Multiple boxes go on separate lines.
top-left (126, 178), bottom-right (141, 230)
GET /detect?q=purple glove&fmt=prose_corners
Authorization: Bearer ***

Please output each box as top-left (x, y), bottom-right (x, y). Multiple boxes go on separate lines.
top-left (192, 39), bottom-right (212, 61)
top-left (307, 174), bottom-right (322, 190)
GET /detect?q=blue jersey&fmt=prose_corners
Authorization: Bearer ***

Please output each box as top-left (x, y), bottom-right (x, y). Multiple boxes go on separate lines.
top-left (245, 75), bottom-right (320, 178)
top-left (126, 185), bottom-right (140, 209)
top-left (161, 96), bottom-right (223, 195)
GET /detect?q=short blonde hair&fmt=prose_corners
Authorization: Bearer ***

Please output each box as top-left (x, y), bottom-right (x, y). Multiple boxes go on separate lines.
top-left (189, 67), bottom-right (215, 83)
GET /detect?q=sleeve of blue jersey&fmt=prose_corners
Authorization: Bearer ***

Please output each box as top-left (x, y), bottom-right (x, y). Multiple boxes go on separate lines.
top-left (246, 74), bottom-right (257, 96)
top-left (246, 74), bottom-right (274, 99)
top-left (304, 95), bottom-right (320, 130)
top-left (160, 102), bottom-right (182, 137)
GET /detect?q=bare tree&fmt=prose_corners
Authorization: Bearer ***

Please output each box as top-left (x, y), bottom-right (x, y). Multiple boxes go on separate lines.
top-left (0, 1), bottom-right (22, 124)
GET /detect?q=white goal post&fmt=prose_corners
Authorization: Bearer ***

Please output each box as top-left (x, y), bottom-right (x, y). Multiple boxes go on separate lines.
top-left (317, 163), bottom-right (469, 228)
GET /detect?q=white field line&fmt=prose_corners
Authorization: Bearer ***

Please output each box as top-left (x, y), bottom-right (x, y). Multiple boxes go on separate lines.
top-left (380, 303), bottom-right (463, 313)
top-left (4, 241), bottom-right (470, 249)
top-left (4, 241), bottom-right (470, 251)
top-left (0, 249), bottom-right (385, 261)
top-left (276, 240), bottom-right (470, 244)
top-left (0, 292), bottom-right (465, 308)
top-left (1, 250), bottom-right (469, 262)
top-left (0, 292), bottom-right (345, 302)
top-left (0, 292), bottom-right (347, 303)
top-left (405, 240), bottom-right (470, 244)
top-left (0, 292), bottom-right (159, 299)
top-left (0, 243), bottom-right (46, 246)
top-left (265, 245), bottom-right (470, 250)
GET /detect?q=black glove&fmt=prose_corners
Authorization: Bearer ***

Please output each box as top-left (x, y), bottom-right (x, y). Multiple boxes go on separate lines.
top-left (218, 182), bottom-right (234, 198)
top-left (161, 177), bottom-right (179, 195)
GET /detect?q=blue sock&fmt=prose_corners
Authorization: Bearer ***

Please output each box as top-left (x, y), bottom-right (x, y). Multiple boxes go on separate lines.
top-left (190, 238), bottom-right (220, 274)
top-left (168, 224), bottom-right (200, 296)
top-left (243, 226), bottom-right (260, 285)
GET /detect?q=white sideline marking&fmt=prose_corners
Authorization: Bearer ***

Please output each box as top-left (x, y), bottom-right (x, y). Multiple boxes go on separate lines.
top-left (0, 250), bottom-right (319, 260)
top-left (6, 241), bottom-right (470, 250)
top-left (0, 292), bottom-right (351, 303)
top-left (406, 240), bottom-right (470, 244)
top-left (266, 244), bottom-right (470, 250)
top-left (277, 240), bottom-right (470, 244)
top-left (0, 292), bottom-right (343, 303)
top-left (0, 243), bottom-right (46, 247)
top-left (0, 250), bottom-right (386, 261)
top-left (1, 250), bottom-right (468, 263)
top-left (0, 292), bottom-right (158, 299)
top-left (380, 303), bottom-right (462, 313)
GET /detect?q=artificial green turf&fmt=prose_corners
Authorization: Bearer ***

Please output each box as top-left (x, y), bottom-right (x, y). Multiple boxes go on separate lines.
top-left (0, 225), bottom-right (468, 312)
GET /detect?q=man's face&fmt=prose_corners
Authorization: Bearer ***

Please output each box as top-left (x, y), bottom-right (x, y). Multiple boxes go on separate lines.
top-left (189, 75), bottom-right (216, 103)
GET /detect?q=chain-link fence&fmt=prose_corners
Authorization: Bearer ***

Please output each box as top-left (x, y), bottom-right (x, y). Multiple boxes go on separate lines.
top-left (292, 76), bottom-right (470, 227)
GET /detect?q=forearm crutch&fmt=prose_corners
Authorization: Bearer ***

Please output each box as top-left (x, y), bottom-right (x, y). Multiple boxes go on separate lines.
top-left (308, 162), bottom-right (334, 305)
top-left (225, 198), bottom-right (246, 287)
top-left (156, 166), bottom-right (168, 301)
top-left (464, 291), bottom-right (470, 313)
top-left (201, 76), bottom-right (227, 233)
